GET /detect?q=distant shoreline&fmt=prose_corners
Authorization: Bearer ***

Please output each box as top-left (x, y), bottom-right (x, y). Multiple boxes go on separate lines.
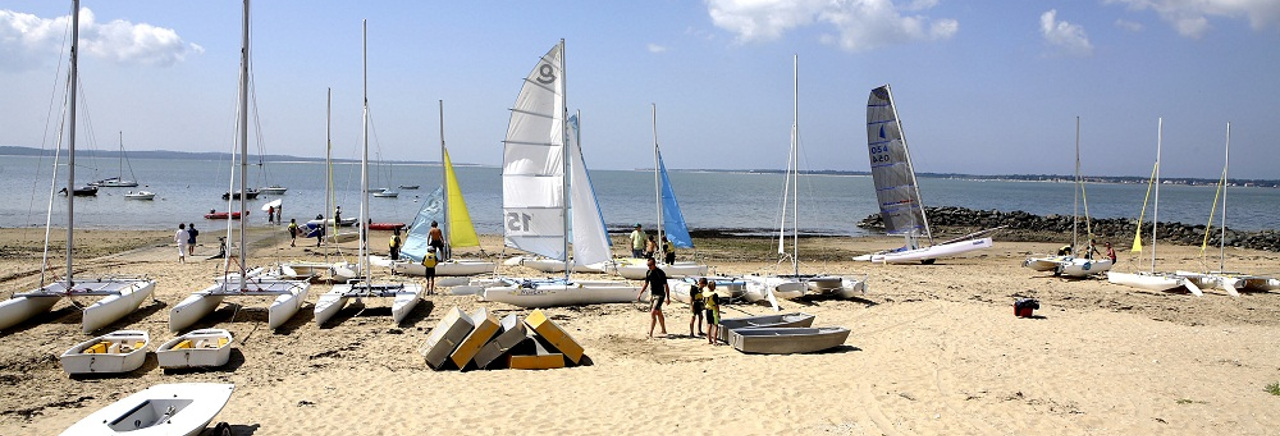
top-left (3, 145), bottom-right (1276, 188)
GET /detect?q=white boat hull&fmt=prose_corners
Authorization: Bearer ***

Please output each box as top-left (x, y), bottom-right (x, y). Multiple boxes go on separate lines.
top-left (156, 329), bottom-right (233, 369)
top-left (169, 292), bottom-right (227, 333)
top-left (519, 257), bottom-right (610, 274)
top-left (483, 279), bottom-right (645, 308)
top-left (1058, 258), bottom-right (1113, 278)
top-left (728, 327), bottom-right (850, 354)
top-left (1107, 271), bottom-right (1202, 296)
top-left (60, 330), bottom-right (149, 375)
top-left (170, 280), bottom-right (308, 331)
top-left (392, 258), bottom-right (497, 276)
top-left (0, 293), bottom-right (60, 331)
top-left (314, 283), bottom-right (423, 326)
top-left (124, 191), bottom-right (155, 200)
top-left (857, 238), bottom-right (994, 264)
top-left (615, 259), bottom-right (709, 279)
top-left (60, 383), bottom-right (234, 436)
top-left (80, 279), bottom-right (158, 333)
top-left (669, 276), bottom-right (748, 304)
top-left (267, 284), bottom-right (309, 329)
top-left (1023, 255), bottom-right (1069, 271)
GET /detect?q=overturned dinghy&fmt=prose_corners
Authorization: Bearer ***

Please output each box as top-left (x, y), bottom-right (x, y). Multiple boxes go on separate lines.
top-left (728, 326), bottom-right (850, 354)
top-left (717, 312), bottom-right (816, 342)
top-left (61, 330), bottom-right (150, 375)
top-left (156, 328), bottom-right (233, 370)
top-left (60, 383), bottom-right (234, 436)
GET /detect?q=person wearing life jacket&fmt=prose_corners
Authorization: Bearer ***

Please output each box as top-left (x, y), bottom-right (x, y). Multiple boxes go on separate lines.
top-left (389, 228), bottom-right (402, 261)
top-left (1057, 244), bottom-right (1073, 256)
top-left (703, 282), bottom-right (723, 345)
top-left (422, 246), bottom-right (439, 294)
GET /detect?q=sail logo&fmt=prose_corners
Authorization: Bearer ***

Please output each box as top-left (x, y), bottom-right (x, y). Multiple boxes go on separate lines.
top-left (536, 64), bottom-right (556, 84)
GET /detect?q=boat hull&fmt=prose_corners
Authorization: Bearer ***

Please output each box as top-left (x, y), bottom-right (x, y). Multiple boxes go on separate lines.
top-left (858, 238), bottom-right (994, 263)
top-left (1058, 258), bottom-right (1113, 278)
top-left (59, 383), bottom-right (234, 436)
top-left (483, 279), bottom-right (644, 308)
top-left (728, 327), bottom-right (850, 354)
top-left (169, 291), bottom-right (227, 332)
top-left (0, 294), bottom-right (60, 331)
top-left (614, 259), bottom-right (710, 279)
top-left (1107, 271), bottom-right (1201, 296)
top-left (1023, 255), bottom-right (1069, 272)
top-left (60, 330), bottom-right (149, 375)
top-left (520, 257), bottom-right (610, 274)
top-left (81, 279), bottom-right (157, 333)
top-left (393, 258), bottom-right (497, 277)
top-left (717, 312), bottom-right (816, 342)
top-left (156, 329), bottom-right (233, 369)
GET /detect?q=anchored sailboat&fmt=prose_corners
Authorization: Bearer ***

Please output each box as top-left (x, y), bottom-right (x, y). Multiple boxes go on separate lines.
top-left (169, 0), bottom-right (310, 332)
top-left (0, 0), bottom-right (156, 334)
top-left (313, 20), bottom-right (424, 326)
top-left (854, 84), bottom-right (995, 264)
top-left (1023, 117), bottom-right (1113, 277)
top-left (481, 40), bottom-right (641, 308)
top-left (89, 131), bottom-right (140, 188)
top-left (388, 100), bottom-right (495, 277)
top-left (742, 55), bottom-right (866, 305)
top-left (1106, 118), bottom-right (1201, 296)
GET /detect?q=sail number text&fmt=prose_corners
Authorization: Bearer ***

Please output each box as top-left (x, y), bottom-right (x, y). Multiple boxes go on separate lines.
top-left (506, 212), bottom-right (533, 232)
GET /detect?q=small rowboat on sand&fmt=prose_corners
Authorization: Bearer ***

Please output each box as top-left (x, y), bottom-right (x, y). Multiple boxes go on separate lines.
top-left (59, 383), bottom-right (235, 436)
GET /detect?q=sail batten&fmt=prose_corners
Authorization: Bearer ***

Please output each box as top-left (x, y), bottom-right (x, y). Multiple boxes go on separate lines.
top-left (865, 85), bottom-right (929, 238)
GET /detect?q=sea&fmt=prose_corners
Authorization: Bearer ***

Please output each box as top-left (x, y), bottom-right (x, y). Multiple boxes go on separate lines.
top-left (2, 155), bottom-right (1278, 235)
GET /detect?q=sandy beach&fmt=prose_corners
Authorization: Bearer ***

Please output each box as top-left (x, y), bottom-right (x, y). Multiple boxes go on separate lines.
top-left (2, 227), bottom-right (1278, 435)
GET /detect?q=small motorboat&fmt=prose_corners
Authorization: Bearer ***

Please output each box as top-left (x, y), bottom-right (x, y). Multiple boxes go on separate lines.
top-left (204, 210), bottom-right (248, 220)
top-left (372, 189), bottom-right (399, 198)
top-left (124, 190), bottom-right (156, 200)
top-left (156, 328), bottom-right (234, 369)
top-left (259, 185), bottom-right (288, 194)
top-left (728, 326), bottom-right (850, 354)
top-left (60, 186), bottom-right (99, 196)
top-left (60, 330), bottom-right (150, 375)
top-left (398, 184), bottom-right (420, 190)
top-left (59, 383), bottom-right (235, 436)
top-left (221, 189), bottom-right (260, 200)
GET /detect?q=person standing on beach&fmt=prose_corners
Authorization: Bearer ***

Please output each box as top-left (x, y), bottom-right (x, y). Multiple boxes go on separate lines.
top-left (639, 257), bottom-right (669, 338)
top-left (644, 235), bottom-right (658, 259)
top-left (175, 223), bottom-right (189, 264)
top-left (630, 224), bottom-right (645, 259)
top-left (662, 236), bottom-right (675, 265)
top-left (1105, 242), bottom-right (1117, 264)
top-left (389, 228), bottom-right (402, 261)
top-left (427, 221), bottom-right (446, 260)
top-left (288, 219), bottom-right (299, 247)
top-left (689, 277), bottom-right (706, 337)
top-left (422, 246), bottom-right (439, 294)
top-left (267, 205), bottom-right (275, 224)
top-left (334, 206), bottom-right (342, 224)
top-left (187, 223), bottom-right (198, 256)
top-left (703, 282), bottom-right (722, 345)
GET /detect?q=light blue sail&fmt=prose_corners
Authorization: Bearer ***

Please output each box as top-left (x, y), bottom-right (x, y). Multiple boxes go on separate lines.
top-left (658, 151), bottom-right (693, 248)
top-left (400, 186), bottom-right (444, 262)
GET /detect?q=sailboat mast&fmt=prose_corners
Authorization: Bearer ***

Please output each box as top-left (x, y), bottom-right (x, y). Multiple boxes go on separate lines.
top-left (1220, 122), bottom-right (1230, 271)
top-left (559, 39), bottom-right (570, 281)
top-left (790, 54), bottom-right (799, 276)
top-left (652, 103), bottom-right (663, 261)
top-left (440, 100), bottom-right (449, 242)
top-left (1073, 116), bottom-right (1080, 253)
top-left (118, 131), bottom-right (124, 182)
top-left (325, 87), bottom-right (331, 264)
top-left (66, 0), bottom-right (80, 286)
top-left (884, 84), bottom-right (933, 246)
top-left (359, 19), bottom-right (369, 279)
top-left (1151, 117), bottom-right (1162, 273)
top-left (237, 0), bottom-right (250, 284)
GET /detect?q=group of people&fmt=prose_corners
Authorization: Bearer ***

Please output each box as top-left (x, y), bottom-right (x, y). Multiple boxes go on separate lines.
top-left (173, 223), bottom-right (199, 263)
top-left (629, 224), bottom-right (677, 264)
top-left (1056, 239), bottom-right (1119, 264)
top-left (637, 257), bottom-right (725, 345)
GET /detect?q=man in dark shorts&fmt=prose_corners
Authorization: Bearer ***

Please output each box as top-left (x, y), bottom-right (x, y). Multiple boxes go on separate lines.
top-left (422, 246), bottom-right (439, 295)
top-left (638, 257), bottom-right (669, 338)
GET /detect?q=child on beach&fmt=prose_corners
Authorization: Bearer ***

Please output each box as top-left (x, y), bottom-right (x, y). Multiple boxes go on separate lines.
top-left (703, 282), bottom-right (722, 345)
top-left (288, 219), bottom-right (298, 247)
top-left (689, 278), bottom-right (706, 337)
top-left (187, 223), bottom-right (198, 256)
top-left (422, 246), bottom-right (439, 295)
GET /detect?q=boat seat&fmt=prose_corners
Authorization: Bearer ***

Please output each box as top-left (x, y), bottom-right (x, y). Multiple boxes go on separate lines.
top-left (174, 340), bottom-right (193, 349)
top-left (86, 342), bottom-right (110, 354)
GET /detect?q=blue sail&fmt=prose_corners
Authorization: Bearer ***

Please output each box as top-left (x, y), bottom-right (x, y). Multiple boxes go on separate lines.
top-left (400, 186), bottom-right (444, 262)
top-left (658, 151), bottom-right (693, 248)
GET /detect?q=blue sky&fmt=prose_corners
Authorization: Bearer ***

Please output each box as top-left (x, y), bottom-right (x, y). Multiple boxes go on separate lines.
top-left (2, 1), bottom-right (1278, 180)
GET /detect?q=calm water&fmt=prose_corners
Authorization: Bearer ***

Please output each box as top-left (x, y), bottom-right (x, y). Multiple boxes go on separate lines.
top-left (3, 155), bottom-right (1278, 234)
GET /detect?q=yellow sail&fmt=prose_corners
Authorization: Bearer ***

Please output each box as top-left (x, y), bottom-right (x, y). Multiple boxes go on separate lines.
top-left (444, 149), bottom-right (480, 248)
top-left (1131, 162), bottom-right (1158, 253)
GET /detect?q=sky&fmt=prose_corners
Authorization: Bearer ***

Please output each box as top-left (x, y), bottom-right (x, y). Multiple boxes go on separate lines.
top-left (1, 0), bottom-right (1278, 180)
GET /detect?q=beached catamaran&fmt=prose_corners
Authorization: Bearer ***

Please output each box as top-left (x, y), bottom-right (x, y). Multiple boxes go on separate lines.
top-left (742, 56), bottom-right (866, 305)
top-left (0, 0), bottom-right (156, 334)
top-left (1174, 123), bottom-right (1279, 295)
top-left (480, 40), bottom-right (642, 308)
top-left (1106, 118), bottom-right (1201, 296)
top-left (854, 84), bottom-right (995, 264)
top-left (1024, 117), bottom-right (1113, 277)
top-left (169, 0), bottom-right (310, 332)
top-left (386, 100), bottom-right (496, 278)
top-left (613, 104), bottom-right (710, 280)
top-left (313, 20), bottom-right (423, 326)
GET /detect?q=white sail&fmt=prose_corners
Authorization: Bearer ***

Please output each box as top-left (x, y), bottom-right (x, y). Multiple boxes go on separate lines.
top-left (502, 44), bottom-right (566, 260)
top-left (866, 85), bottom-right (930, 239)
top-left (567, 115), bottom-right (611, 266)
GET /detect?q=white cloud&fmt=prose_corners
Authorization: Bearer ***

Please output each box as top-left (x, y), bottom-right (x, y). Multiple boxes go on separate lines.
top-left (0, 7), bottom-right (201, 72)
top-left (647, 43), bottom-right (668, 53)
top-left (1114, 18), bottom-right (1144, 32)
top-left (1107, 0), bottom-right (1280, 38)
top-left (1040, 9), bottom-right (1093, 57)
top-left (705, 0), bottom-right (959, 52)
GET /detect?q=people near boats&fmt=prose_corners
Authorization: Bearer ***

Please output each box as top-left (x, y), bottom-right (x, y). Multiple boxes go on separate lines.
top-left (313, 216), bottom-right (325, 247)
top-left (1057, 244), bottom-right (1073, 256)
top-left (662, 236), bottom-right (675, 265)
top-left (175, 223), bottom-right (189, 264)
top-left (1105, 242), bottom-right (1117, 263)
top-left (422, 246), bottom-right (439, 295)
top-left (389, 228), bottom-right (402, 261)
top-left (629, 223), bottom-right (645, 258)
top-left (427, 221), bottom-right (447, 260)
top-left (1084, 239), bottom-right (1100, 260)
top-left (208, 237), bottom-right (227, 260)
top-left (267, 205), bottom-right (275, 224)
top-left (288, 219), bottom-right (298, 247)
top-left (689, 277), bottom-right (707, 337)
top-left (639, 257), bottom-right (669, 338)
top-left (703, 282), bottom-right (722, 345)
top-left (276, 204), bottom-right (283, 224)
top-left (334, 206), bottom-right (342, 223)
top-left (187, 223), bottom-right (198, 256)
top-left (644, 235), bottom-right (658, 259)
